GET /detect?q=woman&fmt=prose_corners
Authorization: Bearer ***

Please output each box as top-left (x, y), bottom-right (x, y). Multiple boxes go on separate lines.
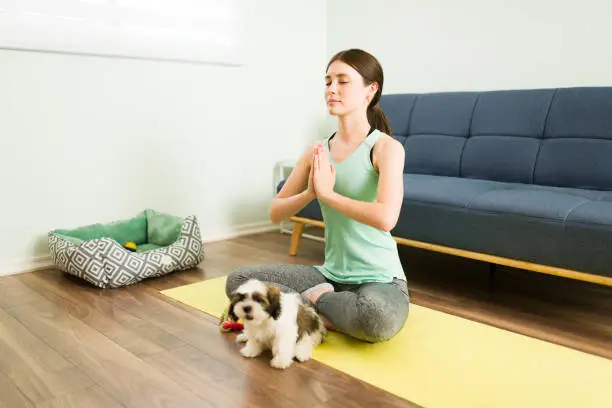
top-left (225, 49), bottom-right (409, 343)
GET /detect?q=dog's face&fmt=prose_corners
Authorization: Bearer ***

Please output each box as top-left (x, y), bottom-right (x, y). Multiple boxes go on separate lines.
top-left (228, 279), bottom-right (282, 325)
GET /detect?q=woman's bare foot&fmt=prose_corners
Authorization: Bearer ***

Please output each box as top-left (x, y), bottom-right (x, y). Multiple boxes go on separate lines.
top-left (302, 283), bottom-right (334, 306)
top-left (320, 314), bottom-right (335, 331)
top-left (302, 284), bottom-right (335, 330)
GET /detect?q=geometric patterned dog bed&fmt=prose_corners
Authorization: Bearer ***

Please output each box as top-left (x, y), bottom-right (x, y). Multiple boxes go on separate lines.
top-left (47, 209), bottom-right (205, 288)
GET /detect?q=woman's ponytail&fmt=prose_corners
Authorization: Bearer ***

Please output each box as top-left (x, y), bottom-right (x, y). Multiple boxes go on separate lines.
top-left (367, 102), bottom-right (392, 136)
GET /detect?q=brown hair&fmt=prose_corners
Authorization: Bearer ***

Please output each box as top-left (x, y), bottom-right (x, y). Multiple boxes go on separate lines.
top-left (326, 49), bottom-right (392, 135)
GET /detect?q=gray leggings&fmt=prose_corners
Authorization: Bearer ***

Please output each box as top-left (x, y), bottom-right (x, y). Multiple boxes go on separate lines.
top-left (225, 264), bottom-right (410, 343)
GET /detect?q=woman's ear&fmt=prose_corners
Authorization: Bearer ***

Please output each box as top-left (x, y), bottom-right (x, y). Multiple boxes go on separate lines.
top-left (371, 81), bottom-right (379, 93)
top-left (365, 82), bottom-right (379, 104)
top-left (370, 82), bottom-right (379, 99)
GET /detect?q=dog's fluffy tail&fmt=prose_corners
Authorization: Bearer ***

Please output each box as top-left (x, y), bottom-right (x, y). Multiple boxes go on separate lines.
top-left (297, 303), bottom-right (326, 345)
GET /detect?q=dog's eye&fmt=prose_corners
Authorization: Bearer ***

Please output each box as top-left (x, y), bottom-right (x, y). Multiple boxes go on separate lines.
top-left (252, 293), bottom-right (265, 303)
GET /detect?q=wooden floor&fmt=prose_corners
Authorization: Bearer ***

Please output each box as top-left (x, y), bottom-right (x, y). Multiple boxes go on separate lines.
top-left (1, 230), bottom-right (611, 408)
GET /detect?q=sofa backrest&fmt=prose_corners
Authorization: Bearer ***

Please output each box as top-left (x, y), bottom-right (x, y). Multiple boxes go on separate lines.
top-left (379, 87), bottom-right (612, 190)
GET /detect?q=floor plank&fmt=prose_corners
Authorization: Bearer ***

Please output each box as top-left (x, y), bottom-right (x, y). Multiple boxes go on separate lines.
top-left (0, 276), bottom-right (48, 309)
top-left (6, 299), bottom-right (210, 408)
top-left (35, 385), bottom-right (124, 408)
top-left (0, 371), bottom-right (35, 408)
top-left (0, 309), bottom-right (93, 405)
top-left (19, 271), bottom-right (186, 357)
top-left (0, 307), bottom-right (74, 373)
top-left (143, 345), bottom-right (306, 408)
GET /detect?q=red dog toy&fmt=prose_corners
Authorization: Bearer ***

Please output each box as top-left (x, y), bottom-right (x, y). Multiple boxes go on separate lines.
top-left (219, 306), bottom-right (244, 332)
top-left (221, 321), bottom-right (244, 332)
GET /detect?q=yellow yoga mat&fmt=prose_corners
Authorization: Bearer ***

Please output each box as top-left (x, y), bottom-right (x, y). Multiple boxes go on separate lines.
top-left (160, 277), bottom-right (612, 408)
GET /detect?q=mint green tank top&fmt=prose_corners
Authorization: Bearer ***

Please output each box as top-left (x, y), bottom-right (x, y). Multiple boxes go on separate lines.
top-left (313, 129), bottom-right (406, 284)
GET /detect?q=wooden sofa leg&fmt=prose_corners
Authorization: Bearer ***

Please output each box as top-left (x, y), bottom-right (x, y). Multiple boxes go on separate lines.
top-left (488, 263), bottom-right (497, 292)
top-left (289, 222), bottom-right (305, 256)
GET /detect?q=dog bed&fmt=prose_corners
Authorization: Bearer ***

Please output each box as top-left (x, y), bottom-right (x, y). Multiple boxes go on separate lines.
top-left (48, 209), bottom-right (205, 288)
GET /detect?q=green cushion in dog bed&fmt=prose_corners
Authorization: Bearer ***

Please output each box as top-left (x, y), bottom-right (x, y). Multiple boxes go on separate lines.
top-left (48, 209), bottom-right (204, 288)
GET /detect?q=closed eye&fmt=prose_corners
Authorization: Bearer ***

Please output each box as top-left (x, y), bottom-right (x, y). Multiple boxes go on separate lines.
top-left (326, 81), bottom-right (348, 86)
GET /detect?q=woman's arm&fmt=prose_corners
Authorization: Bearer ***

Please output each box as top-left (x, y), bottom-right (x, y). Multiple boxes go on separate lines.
top-left (314, 136), bottom-right (405, 232)
top-left (269, 142), bottom-right (319, 223)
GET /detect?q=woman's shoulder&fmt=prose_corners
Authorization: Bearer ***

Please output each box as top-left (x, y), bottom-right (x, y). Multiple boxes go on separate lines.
top-left (372, 132), bottom-right (405, 170)
top-left (374, 132), bottom-right (404, 154)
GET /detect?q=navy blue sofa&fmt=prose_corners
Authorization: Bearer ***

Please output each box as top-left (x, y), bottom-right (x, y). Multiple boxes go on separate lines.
top-left (285, 87), bottom-right (612, 287)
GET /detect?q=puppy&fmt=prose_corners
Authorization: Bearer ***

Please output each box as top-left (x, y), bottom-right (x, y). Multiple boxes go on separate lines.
top-left (228, 279), bottom-right (326, 369)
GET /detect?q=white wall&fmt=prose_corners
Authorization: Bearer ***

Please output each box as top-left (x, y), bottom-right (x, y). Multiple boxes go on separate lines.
top-left (327, 0), bottom-right (612, 93)
top-left (0, 0), bottom-right (328, 275)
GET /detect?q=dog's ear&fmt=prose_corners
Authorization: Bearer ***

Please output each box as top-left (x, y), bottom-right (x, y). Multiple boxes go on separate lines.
top-left (227, 292), bottom-right (242, 322)
top-left (265, 284), bottom-right (282, 320)
top-left (228, 302), bottom-right (238, 322)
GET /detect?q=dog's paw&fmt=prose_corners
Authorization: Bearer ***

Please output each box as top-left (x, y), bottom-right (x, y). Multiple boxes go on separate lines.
top-left (270, 356), bottom-right (293, 369)
top-left (294, 348), bottom-right (312, 362)
top-left (236, 333), bottom-right (248, 343)
top-left (240, 344), bottom-right (262, 358)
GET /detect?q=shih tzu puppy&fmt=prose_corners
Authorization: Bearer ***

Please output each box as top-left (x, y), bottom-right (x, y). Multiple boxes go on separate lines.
top-left (228, 279), bottom-right (327, 369)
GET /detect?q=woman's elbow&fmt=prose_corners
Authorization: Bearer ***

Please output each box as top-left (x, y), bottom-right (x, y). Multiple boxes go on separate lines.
top-left (379, 213), bottom-right (399, 232)
top-left (269, 201), bottom-right (284, 224)
top-left (270, 215), bottom-right (284, 224)
top-left (269, 207), bottom-right (280, 224)
top-left (379, 222), bottom-right (395, 233)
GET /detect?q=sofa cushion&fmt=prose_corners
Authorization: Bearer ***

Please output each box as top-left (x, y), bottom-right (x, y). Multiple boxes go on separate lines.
top-left (469, 89), bottom-right (553, 137)
top-left (403, 174), bottom-right (506, 207)
top-left (402, 92), bottom-right (478, 177)
top-left (460, 136), bottom-right (541, 184)
top-left (468, 189), bottom-right (592, 220)
top-left (534, 88), bottom-right (612, 190)
top-left (534, 138), bottom-right (612, 191)
top-left (544, 87), bottom-right (612, 140)
top-left (565, 200), bottom-right (612, 227)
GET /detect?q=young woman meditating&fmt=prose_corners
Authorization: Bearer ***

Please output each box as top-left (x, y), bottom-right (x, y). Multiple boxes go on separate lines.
top-left (225, 49), bottom-right (409, 343)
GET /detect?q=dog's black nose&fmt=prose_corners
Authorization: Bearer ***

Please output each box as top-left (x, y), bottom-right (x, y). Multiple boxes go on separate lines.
top-left (243, 305), bottom-right (252, 314)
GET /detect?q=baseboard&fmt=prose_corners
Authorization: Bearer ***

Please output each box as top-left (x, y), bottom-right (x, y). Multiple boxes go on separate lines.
top-left (280, 228), bottom-right (326, 243)
top-left (0, 255), bottom-right (54, 277)
top-left (202, 220), bottom-right (280, 243)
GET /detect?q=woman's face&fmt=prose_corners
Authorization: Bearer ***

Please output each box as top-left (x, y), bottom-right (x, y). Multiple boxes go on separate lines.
top-left (325, 60), bottom-right (376, 117)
